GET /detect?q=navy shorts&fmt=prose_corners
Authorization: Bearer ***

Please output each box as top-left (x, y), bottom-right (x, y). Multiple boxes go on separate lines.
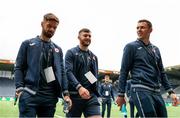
top-left (66, 94), bottom-right (101, 117)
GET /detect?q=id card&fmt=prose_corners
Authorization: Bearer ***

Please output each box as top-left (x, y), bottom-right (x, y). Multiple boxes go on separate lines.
top-left (105, 91), bottom-right (109, 96)
top-left (85, 71), bottom-right (97, 84)
top-left (44, 66), bottom-right (55, 83)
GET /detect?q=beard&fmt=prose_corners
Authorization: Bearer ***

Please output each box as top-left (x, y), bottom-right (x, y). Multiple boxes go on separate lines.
top-left (42, 30), bottom-right (54, 39)
top-left (82, 40), bottom-right (91, 47)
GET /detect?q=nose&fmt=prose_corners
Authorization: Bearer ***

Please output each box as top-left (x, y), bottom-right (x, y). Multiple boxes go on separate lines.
top-left (50, 27), bottom-right (56, 32)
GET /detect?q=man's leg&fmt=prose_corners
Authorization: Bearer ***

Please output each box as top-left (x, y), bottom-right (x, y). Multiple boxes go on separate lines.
top-left (129, 100), bottom-right (135, 118)
top-left (155, 94), bottom-right (168, 117)
top-left (37, 105), bottom-right (56, 117)
top-left (106, 99), bottom-right (112, 118)
top-left (101, 99), bottom-right (106, 117)
top-left (66, 97), bottom-right (83, 117)
top-left (131, 88), bottom-right (157, 117)
top-left (84, 95), bottom-right (101, 118)
top-left (18, 91), bottom-right (36, 117)
top-left (36, 96), bottom-right (58, 117)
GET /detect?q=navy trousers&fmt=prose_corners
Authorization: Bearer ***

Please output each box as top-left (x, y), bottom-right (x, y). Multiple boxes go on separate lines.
top-left (129, 98), bottom-right (135, 118)
top-left (131, 88), bottom-right (167, 117)
top-left (101, 98), bottom-right (112, 118)
top-left (19, 91), bottom-right (58, 117)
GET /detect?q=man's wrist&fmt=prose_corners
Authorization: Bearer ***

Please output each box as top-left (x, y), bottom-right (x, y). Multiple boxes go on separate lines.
top-left (16, 87), bottom-right (24, 93)
top-left (63, 90), bottom-right (70, 96)
top-left (76, 84), bottom-right (82, 91)
top-left (118, 92), bottom-right (125, 97)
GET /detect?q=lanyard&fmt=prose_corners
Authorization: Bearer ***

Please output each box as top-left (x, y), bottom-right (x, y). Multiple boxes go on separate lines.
top-left (137, 40), bottom-right (161, 81)
top-left (41, 42), bottom-right (53, 67)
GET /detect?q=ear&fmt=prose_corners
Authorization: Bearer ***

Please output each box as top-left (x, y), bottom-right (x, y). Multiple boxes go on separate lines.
top-left (78, 35), bottom-right (80, 40)
top-left (41, 21), bottom-right (43, 27)
top-left (150, 28), bottom-right (153, 33)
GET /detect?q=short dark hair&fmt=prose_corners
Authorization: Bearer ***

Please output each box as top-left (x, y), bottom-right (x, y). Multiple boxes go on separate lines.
top-left (43, 13), bottom-right (59, 23)
top-left (78, 28), bottom-right (91, 34)
top-left (138, 19), bottom-right (152, 28)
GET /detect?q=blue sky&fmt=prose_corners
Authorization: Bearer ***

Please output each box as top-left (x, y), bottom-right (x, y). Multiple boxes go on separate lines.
top-left (0, 0), bottom-right (180, 71)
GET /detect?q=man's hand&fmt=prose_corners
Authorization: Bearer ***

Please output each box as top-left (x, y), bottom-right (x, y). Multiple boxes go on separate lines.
top-left (64, 95), bottom-right (72, 109)
top-left (14, 90), bottom-right (23, 105)
top-left (116, 96), bottom-right (126, 108)
top-left (170, 93), bottom-right (179, 106)
top-left (112, 98), bottom-right (117, 105)
top-left (78, 86), bottom-right (91, 99)
top-left (98, 97), bottom-right (102, 103)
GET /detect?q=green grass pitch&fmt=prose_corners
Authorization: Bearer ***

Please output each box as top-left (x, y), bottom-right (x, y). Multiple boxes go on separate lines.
top-left (0, 100), bottom-right (179, 117)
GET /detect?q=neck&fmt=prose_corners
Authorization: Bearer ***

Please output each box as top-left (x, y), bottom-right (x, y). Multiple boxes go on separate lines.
top-left (79, 45), bottom-right (88, 51)
top-left (40, 35), bottom-right (50, 42)
top-left (139, 38), bottom-right (150, 45)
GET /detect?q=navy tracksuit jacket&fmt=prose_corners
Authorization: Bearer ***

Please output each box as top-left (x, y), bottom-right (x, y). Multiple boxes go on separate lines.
top-left (118, 39), bottom-right (173, 117)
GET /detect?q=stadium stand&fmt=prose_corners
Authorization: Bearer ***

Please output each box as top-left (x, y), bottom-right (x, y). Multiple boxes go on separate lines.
top-left (0, 59), bottom-right (15, 97)
top-left (0, 77), bottom-right (15, 97)
top-left (0, 59), bottom-right (180, 99)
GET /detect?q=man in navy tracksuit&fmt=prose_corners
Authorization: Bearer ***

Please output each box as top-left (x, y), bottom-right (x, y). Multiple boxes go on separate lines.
top-left (14, 13), bottom-right (71, 117)
top-left (65, 28), bottom-right (101, 118)
top-left (116, 19), bottom-right (179, 117)
top-left (100, 75), bottom-right (115, 118)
